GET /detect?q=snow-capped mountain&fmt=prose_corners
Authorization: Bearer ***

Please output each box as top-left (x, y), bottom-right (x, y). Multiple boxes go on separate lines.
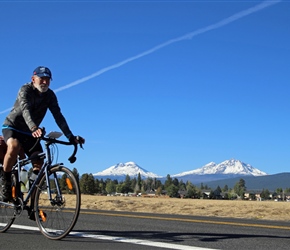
top-left (93, 159), bottom-right (267, 183)
top-left (172, 159), bottom-right (267, 177)
top-left (93, 161), bottom-right (162, 180)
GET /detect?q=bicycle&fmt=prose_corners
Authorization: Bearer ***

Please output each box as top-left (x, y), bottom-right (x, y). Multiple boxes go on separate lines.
top-left (0, 130), bottom-right (84, 240)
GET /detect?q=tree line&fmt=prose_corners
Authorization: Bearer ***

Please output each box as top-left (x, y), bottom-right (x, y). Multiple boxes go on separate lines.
top-left (70, 169), bottom-right (290, 199)
top-left (77, 171), bottom-right (233, 198)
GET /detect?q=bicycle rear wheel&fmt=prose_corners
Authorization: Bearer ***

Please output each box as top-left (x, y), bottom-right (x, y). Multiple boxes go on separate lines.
top-left (0, 170), bottom-right (18, 233)
top-left (34, 165), bottom-right (81, 240)
top-left (0, 200), bottom-right (16, 233)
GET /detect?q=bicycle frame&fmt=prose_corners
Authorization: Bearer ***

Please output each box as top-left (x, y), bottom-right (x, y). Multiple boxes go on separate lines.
top-left (0, 131), bottom-right (82, 239)
top-left (11, 139), bottom-right (63, 209)
top-left (1, 134), bottom-right (78, 207)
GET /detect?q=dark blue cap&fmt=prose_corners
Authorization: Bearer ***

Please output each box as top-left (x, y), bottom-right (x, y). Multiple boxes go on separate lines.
top-left (33, 66), bottom-right (52, 79)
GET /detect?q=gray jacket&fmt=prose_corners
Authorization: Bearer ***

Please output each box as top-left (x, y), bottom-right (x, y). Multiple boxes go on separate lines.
top-left (3, 82), bottom-right (73, 138)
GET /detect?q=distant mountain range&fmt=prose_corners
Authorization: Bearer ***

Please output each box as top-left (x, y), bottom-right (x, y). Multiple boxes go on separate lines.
top-left (94, 159), bottom-right (264, 180)
top-left (94, 159), bottom-right (266, 178)
top-left (93, 160), bottom-right (290, 190)
top-left (202, 172), bottom-right (290, 191)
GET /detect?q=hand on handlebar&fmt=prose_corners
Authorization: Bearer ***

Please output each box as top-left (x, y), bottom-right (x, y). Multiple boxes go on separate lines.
top-left (32, 127), bottom-right (45, 138)
top-left (69, 135), bottom-right (85, 148)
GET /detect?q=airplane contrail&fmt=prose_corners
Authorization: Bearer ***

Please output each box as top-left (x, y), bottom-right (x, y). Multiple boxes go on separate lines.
top-left (0, 0), bottom-right (281, 115)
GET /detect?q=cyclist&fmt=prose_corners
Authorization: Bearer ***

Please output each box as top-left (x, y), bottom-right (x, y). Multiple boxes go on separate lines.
top-left (0, 66), bottom-right (85, 201)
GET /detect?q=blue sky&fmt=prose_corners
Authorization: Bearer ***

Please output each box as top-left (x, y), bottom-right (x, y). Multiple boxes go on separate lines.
top-left (0, 0), bottom-right (289, 176)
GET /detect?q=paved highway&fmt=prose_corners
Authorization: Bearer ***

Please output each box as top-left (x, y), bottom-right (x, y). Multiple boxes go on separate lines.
top-left (1, 209), bottom-right (290, 249)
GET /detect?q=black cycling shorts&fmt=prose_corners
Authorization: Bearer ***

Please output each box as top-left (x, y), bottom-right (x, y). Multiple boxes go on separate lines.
top-left (2, 128), bottom-right (43, 157)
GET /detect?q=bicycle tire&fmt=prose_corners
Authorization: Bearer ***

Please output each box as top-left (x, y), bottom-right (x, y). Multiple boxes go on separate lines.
top-left (0, 200), bottom-right (16, 233)
top-left (0, 171), bottom-right (18, 233)
top-left (34, 165), bottom-right (81, 240)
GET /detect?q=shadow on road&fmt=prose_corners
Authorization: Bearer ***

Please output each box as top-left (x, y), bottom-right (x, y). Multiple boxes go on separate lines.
top-left (71, 229), bottom-right (290, 243)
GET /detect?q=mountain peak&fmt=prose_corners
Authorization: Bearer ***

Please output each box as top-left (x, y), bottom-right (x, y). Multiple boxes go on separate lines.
top-left (172, 159), bottom-right (267, 177)
top-left (93, 161), bottom-right (162, 179)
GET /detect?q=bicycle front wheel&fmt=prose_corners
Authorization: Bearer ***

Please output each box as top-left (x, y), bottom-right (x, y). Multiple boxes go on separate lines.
top-left (34, 165), bottom-right (81, 240)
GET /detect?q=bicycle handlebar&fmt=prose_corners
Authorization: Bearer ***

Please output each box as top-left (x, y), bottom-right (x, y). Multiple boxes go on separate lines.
top-left (41, 136), bottom-right (79, 163)
top-left (29, 128), bottom-right (84, 164)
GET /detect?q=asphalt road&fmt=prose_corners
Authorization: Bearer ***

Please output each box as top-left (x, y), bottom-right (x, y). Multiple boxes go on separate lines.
top-left (1, 209), bottom-right (290, 250)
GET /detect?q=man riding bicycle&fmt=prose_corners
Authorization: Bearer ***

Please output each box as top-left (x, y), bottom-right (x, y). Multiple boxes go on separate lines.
top-left (0, 66), bottom-right (85, 202)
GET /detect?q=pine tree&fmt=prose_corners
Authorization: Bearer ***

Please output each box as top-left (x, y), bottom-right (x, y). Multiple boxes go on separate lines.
top-left (234, 178), bottom-right (246, 199)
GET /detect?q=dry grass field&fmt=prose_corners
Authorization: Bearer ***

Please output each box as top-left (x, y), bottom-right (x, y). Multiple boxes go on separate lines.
top-left (79, 194), bottom-right (290, 221)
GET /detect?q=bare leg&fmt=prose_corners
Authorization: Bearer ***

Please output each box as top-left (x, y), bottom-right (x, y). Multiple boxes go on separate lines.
top-left (3, 138), bottom-right (21, 172)
top-left (0, 138), bottom-right (21, 201)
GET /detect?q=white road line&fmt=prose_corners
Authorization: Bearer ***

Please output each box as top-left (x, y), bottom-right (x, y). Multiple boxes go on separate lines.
top-left (10, 224), bottom-right (218, 250)
top-left (11, 224), bottom-right (39, 231)
top-left (71, 231), bottom-right (219, 250)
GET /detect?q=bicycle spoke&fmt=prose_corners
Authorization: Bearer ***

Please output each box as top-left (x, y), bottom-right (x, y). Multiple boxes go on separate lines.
top-left (34, 165), bottom-right (80, 240)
